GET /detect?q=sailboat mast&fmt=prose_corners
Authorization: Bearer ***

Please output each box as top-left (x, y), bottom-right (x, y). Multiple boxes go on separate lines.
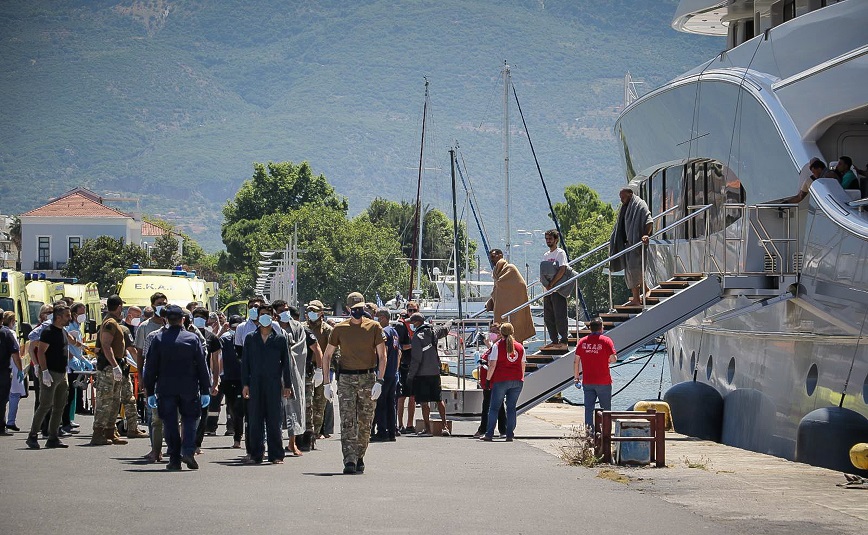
top-left (503, 61), bottom-right (511, 261)
top-left (409, 78), bottom-right (429, 300)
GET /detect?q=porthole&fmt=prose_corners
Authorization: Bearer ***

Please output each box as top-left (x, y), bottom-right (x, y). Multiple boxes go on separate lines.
top-left (726, 357), bottom-right (736, 384)
top-left (689, 351), bottom-right (696, 372)
top-left (706, 355), bottom-right (713, 380)
top-left (678, 349), bottom-right (684, 370)
top-left (806, 363), bottom-right (818, 397)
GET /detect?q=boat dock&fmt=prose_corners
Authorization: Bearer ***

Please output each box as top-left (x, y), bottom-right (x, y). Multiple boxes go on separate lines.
top-left (2, 402), bottom-right (865, 534)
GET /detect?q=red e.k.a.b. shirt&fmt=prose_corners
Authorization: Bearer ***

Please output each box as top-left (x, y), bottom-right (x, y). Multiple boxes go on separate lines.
top-left (575, 333), bottom-right (615, 385)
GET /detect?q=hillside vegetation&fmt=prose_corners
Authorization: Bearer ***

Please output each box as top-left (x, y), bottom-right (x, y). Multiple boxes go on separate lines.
top-left (0, 0), bottom-right (722, 251)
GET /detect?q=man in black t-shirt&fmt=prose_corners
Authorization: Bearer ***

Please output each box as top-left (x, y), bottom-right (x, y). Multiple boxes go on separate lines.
top-left (395, 303), bottom-right (416, 434)
top-left (26, 303), bottom-right (72, 449)
top-left (0, 312), bottom-right (22, 436)
top-left (193, 307), bottom-right (221, 448)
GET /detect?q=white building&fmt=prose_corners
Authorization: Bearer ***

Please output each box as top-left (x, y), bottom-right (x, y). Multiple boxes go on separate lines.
top-left (19, 187), bottom-right (142, 276)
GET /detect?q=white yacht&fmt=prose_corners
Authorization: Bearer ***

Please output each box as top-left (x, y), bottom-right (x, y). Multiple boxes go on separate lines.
top-left (443, 0), bottom-right (868, 475)
top-left (613, 0), bottom-right (868, 471)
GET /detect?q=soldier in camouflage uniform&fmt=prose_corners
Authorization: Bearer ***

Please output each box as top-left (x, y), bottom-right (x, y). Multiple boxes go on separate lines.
top-left (303, 299), bottom-right (331, 450)
top-left (90, 295), bottom-right (129, 446)
top-left (323, 292), bottom-right (387, 475)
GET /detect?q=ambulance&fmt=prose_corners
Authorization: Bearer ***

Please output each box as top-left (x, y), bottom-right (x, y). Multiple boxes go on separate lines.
top-left (63, 281), bottom-right (101, 338)
top-left (0, 269), bottom-right (32, 339)
top-left (25, 273), bottom-right (66, 323)
top-left (118, 264), bottom-right (214, 310)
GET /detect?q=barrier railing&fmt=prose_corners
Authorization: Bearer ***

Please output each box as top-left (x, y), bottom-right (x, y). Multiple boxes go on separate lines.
top-left (594, 409), bottom-right (666, 467)
top-left (502, 205), bottom-right (714, 320)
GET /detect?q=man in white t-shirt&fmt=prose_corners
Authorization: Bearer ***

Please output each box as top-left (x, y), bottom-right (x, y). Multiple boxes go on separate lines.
top-left (540, 229), bottom-right (569, 350)
top-left (785, 158), bottom-right (827, 204)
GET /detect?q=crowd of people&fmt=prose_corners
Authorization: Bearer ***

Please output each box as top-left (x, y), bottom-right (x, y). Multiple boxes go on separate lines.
top-left (0, 287), bottom-right (540, 473)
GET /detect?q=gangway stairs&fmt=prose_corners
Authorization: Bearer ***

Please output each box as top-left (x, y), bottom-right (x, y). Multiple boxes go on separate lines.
top-left (445, 273), bottom-right (723, 417)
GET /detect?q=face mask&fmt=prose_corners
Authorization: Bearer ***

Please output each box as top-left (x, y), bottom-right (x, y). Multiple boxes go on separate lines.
top-left (11, 323), bottom-right (17, 332)
top-left (46, 314), bottom-right (53, 324)
top-left (76, 314), bottom-right (86, 324)
top-left (258, 314), bottom-right (273, 328)
top-left (131, 317), bottom-right (141, 327)
top-left (409, 323), bottom-right (417, 332)
top-left (193, 317), bottom-right (207, 328)
top-left (489, 332), bottom-right (500, 342)
top-left (307, 311), bottom-right (320, 322)
top-left (279, 311), bottom-right (292, 323)
top-left (350, 308), bottom-right (365, 320)
top-left (248, 307), bottom-right (259, 321)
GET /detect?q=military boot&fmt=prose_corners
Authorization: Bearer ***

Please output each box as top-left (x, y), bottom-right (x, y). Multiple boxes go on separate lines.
top-left (298, 431), bottom-right (312, 452)
top-left (111, 428), bottom-right (129, 445)
top-left (126, 421), bottom-right (149, 439)
top-left (90, 427), bottom-right (113, 446)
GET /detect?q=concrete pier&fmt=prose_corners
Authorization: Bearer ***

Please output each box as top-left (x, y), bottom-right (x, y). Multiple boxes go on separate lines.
top-left (0, 401), bottom-right (864, 534)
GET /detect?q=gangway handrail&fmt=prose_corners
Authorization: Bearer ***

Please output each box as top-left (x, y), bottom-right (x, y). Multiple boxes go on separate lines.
top-left (525, 206), bottom-right (678, 293)
top-left (502, 204), bottom-right (714, 318)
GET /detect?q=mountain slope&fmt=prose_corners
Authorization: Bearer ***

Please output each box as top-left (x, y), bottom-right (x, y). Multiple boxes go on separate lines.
top-left (0, 0), bottom-right (722, 251)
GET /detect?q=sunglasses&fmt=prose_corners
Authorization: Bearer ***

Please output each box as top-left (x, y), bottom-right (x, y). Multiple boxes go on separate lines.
top-left (407, 309), bottom-right (418, 313)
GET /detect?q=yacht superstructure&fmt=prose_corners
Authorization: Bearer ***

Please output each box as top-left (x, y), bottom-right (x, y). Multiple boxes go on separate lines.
top-left (616, 0), bottom-right (868, 466)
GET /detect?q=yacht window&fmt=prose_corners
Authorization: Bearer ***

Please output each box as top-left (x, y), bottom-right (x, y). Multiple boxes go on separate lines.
top-left (744, 19), bottom-right (755, 41)
top-left (783, 0), bottom-right (796, 22)
top-left (666, 166), bottom-right (685, 238)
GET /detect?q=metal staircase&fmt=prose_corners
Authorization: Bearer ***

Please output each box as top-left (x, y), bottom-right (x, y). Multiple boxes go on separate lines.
top-left (513, 273), bottom-right (722, 414)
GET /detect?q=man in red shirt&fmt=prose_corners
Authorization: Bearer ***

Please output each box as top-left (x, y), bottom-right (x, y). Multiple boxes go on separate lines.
top-left (573, 317), bottom-right (617, 429)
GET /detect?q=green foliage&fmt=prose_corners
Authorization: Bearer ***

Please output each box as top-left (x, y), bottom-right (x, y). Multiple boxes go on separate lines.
top-left (364, 197), bottom-right (477, 280)
top-left (246, 206), bottom-right (410, 306)
top-left (61, 236), bottom-right (149, 295)
top-left (552, 184), bottom-right (627, 314)
top-left (149, 233), bottom-right (180, 268)
top-left (221, 161), bottom-right (348, 270)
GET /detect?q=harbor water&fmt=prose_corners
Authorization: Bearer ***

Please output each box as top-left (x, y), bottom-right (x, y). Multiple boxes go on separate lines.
top-left (559, 349), bottom-right (671, 410)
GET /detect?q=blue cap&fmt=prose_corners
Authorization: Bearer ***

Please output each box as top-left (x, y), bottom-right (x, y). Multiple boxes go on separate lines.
top-left (163, 304), bottom-right (184, 319)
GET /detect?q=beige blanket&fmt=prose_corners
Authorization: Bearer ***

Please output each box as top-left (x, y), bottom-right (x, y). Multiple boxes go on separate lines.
top-left (485, 259), bottom-right (536, 343)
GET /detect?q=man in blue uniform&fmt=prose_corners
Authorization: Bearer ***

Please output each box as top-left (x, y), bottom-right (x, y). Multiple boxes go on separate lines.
top-left (242, 304), bottom-right (294, 464)
top-left (144, 305), bottom-right (211, 471)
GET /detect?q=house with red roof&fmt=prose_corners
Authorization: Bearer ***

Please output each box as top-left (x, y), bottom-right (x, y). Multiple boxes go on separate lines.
top-left (19, 187), bottom-right (143, 274)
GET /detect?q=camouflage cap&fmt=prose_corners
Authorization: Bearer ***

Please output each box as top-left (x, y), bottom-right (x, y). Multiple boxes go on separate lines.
top-left (346, 292), bottom-right (365, 309)
top-left (306, 299), bottom-right (325, 312)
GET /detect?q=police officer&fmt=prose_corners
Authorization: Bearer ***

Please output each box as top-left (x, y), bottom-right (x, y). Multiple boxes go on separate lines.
top-left (144, 305), bottom-right (211, 471)
top-left (323, 292), bottom-right (387, 475)
top-left (241, 304), bottom-right (294, 464)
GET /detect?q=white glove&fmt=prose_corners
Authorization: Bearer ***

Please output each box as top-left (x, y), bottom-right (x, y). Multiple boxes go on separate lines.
top-left (371, 381), bottom-right (383, 400)
top-left (313, 368), bottom-right (324, 388)
top-left (444, 319), bottom-right (454, 330)
top-left (324, 381), bottom-right (334, 401)
top-left (112, 365), bottom-right (123, 382)
top-left (41, 369), bottom-right (53, 387)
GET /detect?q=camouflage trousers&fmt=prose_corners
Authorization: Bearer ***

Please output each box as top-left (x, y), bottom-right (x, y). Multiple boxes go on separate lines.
top-left (305, 380), bottom-right (326, 434)
top-left (337, 373), bottom-right (376, 465)
top-left (93, 368), bottom-right (122, 430)
top-left (120, 374), bottom-right (139, 427)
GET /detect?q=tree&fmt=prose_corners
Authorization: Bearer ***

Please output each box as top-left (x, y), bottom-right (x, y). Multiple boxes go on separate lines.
top-left (246, 206), bottom-right (409, 306)
top-left (8, 216), bottom-right (21, 267)
top-left (363, 197), bottom-right (477, 284)
top-left (551, 184), bottom-right (627, 315)
top-left (62, 236), bottom-right (149, 295)
top-left (222, 161), bottom-right (348, 271)
top-left (149, 233), bottom-right (180, 268)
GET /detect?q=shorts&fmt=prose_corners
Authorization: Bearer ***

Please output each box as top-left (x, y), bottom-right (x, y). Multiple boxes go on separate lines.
top-left (412, 375), bottom-right (442, 403)
top-left (397, 367), bottom-right (411, 397)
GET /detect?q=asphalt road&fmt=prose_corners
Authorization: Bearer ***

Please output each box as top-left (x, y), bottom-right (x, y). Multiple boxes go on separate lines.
top-left (0, 400), bottom-right (741, 535)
